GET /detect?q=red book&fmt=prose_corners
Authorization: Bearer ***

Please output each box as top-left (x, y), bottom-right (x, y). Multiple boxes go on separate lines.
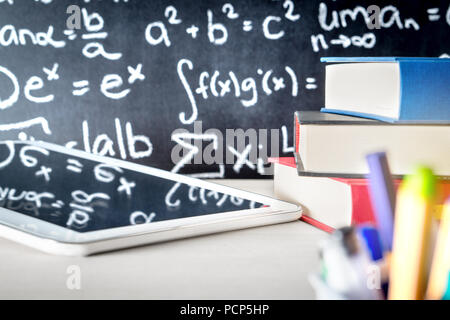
top-left (270, 157), bottom-right (450, 233)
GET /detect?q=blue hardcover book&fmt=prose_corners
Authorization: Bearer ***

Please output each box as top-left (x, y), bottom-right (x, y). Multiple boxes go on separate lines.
top-left (320, 57), bottom-right (450, 123)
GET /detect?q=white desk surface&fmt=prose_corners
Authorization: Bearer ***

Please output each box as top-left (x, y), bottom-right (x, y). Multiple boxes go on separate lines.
top-left (0, 180), bottom-right (327, 300)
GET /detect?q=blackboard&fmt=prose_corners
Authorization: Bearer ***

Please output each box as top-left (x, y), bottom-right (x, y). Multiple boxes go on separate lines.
top-left (0, 0), bottom-right (449, 178)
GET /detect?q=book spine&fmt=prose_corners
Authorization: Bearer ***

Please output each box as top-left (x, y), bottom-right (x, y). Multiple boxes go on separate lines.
top-left (294, 112), bottom-right (300, 154)
top-left (399, 60), bottom-right (450, 122)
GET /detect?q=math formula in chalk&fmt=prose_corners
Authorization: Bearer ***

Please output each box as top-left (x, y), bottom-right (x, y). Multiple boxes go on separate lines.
top-left (144, 2), bottom-right (303, 47)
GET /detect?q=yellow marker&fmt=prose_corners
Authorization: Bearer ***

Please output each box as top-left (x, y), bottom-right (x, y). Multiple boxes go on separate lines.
top-left (426, 198), bottom-right (450, 300)
top-left (388, 167), bottom-right (436, 300)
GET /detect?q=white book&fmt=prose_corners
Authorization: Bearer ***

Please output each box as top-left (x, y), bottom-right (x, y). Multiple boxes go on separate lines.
top-left (272, 158), bottom-right (362, 230)
top-left (294, 111), bottom-right (450, 178)
top-left (321, 57), bottom-right (450, 123)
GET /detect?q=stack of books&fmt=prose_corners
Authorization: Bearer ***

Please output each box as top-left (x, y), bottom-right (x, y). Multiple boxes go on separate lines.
top-left (272, 57), bottom-right (450, 231)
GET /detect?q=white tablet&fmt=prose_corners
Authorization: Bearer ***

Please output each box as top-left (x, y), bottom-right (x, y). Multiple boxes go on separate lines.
top-left (0, 141), bottom-right (301, 256)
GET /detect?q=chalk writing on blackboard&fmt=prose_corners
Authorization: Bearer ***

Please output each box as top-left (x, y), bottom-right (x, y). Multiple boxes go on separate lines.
top-left (0, 1), bottom-right (448, 178)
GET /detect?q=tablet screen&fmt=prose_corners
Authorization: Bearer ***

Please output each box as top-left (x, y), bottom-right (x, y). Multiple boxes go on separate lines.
top-left (0, 142), bottom-right (265, 233)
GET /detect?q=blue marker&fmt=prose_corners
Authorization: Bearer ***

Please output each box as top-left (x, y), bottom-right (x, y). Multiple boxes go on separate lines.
top-left (358, 225), bottom-right (383, 261)
top-left (366, 152), bottom-right (396, 252)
